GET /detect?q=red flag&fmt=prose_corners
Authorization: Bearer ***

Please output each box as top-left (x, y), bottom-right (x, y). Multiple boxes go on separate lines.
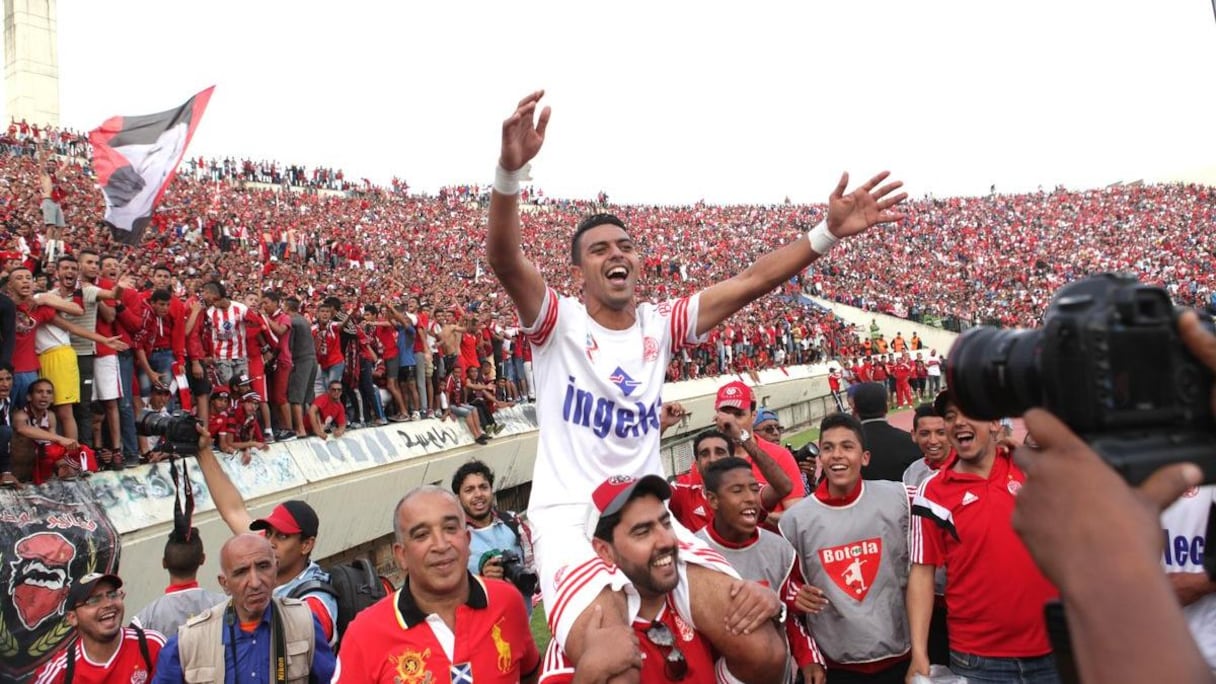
top-left (89, 87), bottom-right (214, 245)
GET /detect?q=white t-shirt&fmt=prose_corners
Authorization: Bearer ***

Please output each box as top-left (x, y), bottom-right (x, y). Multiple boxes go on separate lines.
top-left (1160, 485), bottom-right (1216, 670)
top-left (522, 287), bottom-right (705, 513)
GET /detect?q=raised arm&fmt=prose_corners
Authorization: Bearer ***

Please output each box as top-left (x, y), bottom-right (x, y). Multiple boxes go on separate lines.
top-left (696, 171), bottom-right (907, 336)
top-left (487, 91), bottom-right (551, 328)
top-left (51, 315), bottom-right (128, 352)
top-left (194, 428), bottom-right (255, 534)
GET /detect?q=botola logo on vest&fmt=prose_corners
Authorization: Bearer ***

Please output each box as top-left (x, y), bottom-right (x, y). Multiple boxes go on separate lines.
top-left (818, 538), bottom-right (882, 602)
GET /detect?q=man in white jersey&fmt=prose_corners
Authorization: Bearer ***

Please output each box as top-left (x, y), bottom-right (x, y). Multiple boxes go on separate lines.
top-left (487, 90), bottom-right (907, 683)
top-left (1160, 485), bottom-right (1216, 671)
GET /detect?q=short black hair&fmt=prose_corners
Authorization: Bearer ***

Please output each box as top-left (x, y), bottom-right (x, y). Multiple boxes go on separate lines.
top-left (202, 280), bottom-right (227, 299)
top-left (451, 459), bottom-right (494, 494)
top-left (151, 289), bottom-right (171, 303)
top-left (322, 296), bottom-right (343, 310)
top-left (364, 304), bottom-right (378, 315)
top-left (693, 428), bottom-right (731, 457)
top-left (153, 264), bottom-right (173, 275)
top-left (56, 254), bottom-right (77, 267)
top-left (571, 213), bottom-right (627, 266)
top-left (263, 290), bottom-right (281, 303)
top-left (912, 403), bottom-right (938, 431)
top-left (164, 528), bottom-right (205, 575)
top-left (819, 412), bottom-right (866, 448)
top-left (852, 382), bottom-right (889, 420)
top-left (703, 456), bottom-right (753, 495)
top-left (284, 296), bottom-right (300, 311)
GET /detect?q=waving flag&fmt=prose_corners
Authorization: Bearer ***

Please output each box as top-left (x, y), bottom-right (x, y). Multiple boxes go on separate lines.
top-left (89, 86), bottom-right (214, 245)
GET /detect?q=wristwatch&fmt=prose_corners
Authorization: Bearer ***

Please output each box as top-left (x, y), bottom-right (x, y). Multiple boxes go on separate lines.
top-left (738, 429), bottom-right (751, 444)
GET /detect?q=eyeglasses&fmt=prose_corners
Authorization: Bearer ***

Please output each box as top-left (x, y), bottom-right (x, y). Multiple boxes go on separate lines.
top-left (758, 424), bottom-right (784, 435)
top-left (77, 589), bottom-right (124, 608)
top-left (645, 621), bottom-right (687, 681)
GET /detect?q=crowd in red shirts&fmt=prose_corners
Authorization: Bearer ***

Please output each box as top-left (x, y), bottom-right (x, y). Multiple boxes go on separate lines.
top-left (0, 125), bottom-right (1212, 485)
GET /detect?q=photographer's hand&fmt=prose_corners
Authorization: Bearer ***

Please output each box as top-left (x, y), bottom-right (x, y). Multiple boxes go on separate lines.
top-left (481, 555), bottom-right (505, 580)
top-left (1012, 409), bottom-right (1209, 684)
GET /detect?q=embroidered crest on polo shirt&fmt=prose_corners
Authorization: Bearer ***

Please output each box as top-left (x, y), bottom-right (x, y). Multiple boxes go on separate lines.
top-left (389, 647), bottom-right (431, 684)
top-left (1007, 480), bottom-right (1022, 496)
top-left (819, 538), bottom-right (882, 602)
top-left (961, 491), bottom-right (979, 506)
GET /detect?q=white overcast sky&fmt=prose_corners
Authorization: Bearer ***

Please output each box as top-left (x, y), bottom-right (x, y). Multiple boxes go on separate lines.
top-left (10, 0), bottom-right (1216, 204)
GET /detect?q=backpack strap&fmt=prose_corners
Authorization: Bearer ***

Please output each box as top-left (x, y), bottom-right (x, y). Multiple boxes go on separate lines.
top-left (64, 638), bottom-right (77, 684)
top-left (286, 579), bottom-right (337, 602)
top-left (132, 623), bottom-right (152, 671)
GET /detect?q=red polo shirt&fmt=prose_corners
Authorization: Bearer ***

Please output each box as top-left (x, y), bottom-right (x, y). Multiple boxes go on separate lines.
top-left (334, 575), bottom-right (538, 684)
top-left (909, 448), bottom-right (1058, 657)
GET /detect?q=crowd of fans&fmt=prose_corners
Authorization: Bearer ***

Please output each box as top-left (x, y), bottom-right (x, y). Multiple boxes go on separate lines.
top-left (0, 119), bottom-right (1212, 486)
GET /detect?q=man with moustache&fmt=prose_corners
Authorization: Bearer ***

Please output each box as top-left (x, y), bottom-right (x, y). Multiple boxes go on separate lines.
top-left (332, 486), bottom-right (540, 683)
top-left (153, 534), bottom-right (335, 683)
top-left (451, 459), bottom-right (534, 612)
top-left (542, 474), bottom-right (786, 683)
top-left (34, 573), bottom-right (167, 684)
top-left (905, 393), bottom-right (1060, 683)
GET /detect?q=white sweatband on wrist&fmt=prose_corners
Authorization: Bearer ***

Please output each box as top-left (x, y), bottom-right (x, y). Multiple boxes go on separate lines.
top-left (493, 163), bottom-right (532, 196)
top-left (806, 220), bottom-right (839, 256)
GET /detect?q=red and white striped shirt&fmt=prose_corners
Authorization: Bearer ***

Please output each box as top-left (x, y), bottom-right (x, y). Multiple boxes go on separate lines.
top-left (205, 302), bottom-right (256, 360)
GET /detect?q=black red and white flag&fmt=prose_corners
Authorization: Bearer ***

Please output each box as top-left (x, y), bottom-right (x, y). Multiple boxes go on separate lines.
top-left (89, 86), bottom-right (214, 245)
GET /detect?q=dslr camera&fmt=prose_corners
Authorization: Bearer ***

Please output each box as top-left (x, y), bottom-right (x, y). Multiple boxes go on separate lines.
top-left (946, 273), bottom-right (1216, 484)
top-left (787, 442), bottom-right (819, 464)
top-left (138, 412), bottom-right (203, 456)
top-left (481, 549), bottom-right (539, 597)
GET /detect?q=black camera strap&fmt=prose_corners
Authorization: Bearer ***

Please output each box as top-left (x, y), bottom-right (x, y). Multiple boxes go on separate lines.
top-left (226, 602), bottom-right (287, 684)
top-left (169, 454), bottom-right (195, 540)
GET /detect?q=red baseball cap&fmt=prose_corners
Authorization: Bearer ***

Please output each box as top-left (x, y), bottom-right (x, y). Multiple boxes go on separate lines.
top-left (585, 474), bottom-right (671, 540)
top-left (250, 501), bottom-right (319, 539)
top-left (714, 381), bottom-right (753, 411)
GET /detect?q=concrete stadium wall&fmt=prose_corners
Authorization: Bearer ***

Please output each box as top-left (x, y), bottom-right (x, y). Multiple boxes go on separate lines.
top-left (809, 296), bottom-right (960, 356)
top-left (97, 365), bottom-right (833, 611)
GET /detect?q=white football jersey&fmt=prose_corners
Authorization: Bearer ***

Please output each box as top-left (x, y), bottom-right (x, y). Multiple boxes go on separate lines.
top-left (522, 287), bottom-right (705, 512)
top-left (1161, 484), bottom-right (1216, 669)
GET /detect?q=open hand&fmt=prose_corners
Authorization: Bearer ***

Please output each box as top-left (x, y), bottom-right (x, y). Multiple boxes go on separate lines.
top-left (499, 91), bottom-right (551, 172)
top-left (825, 171), bottom-right (908, 239)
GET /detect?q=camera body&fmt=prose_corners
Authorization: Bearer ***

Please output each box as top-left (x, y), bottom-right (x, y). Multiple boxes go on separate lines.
top-left (946, 273), bottom-right (1216, 484)
top-left (498, 550), bottom-right (539, 598)
top-left (137, 411), bottom-right (203, 456)
top-left (788, 442), bottom-right (819, 464)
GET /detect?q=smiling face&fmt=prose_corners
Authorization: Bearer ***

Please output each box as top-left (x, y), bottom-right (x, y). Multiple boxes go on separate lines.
top-left (707, 466), bottom-right (762, 539)
top-left (66, 579), bottom-right (125, 646)
top-left (818, 425), bottom-right (870, 498)
top-left (913, 415), bottom-right (949, 465)
top-left (392, 490), bottom-right (470, 600)
top-left (941, 400), bottom-right (1000, 464)
top-left (594, 494), bottom-right (679, 602)
top-left (572, 223), bottom-right (639, 311)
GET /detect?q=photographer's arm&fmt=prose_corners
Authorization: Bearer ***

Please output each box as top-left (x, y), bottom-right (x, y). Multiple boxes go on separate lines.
top-left (740, 436), bottom-right (795, 511)
top-left (194, 427), bottom-right (254, 534)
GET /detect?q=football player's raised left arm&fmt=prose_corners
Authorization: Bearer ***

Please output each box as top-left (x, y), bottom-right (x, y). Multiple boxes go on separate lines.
top-left (696, 171), bottom-right (906, 336)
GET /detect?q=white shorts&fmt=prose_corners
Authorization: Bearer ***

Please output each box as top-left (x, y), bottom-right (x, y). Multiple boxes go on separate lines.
top-left (92, 356), bottom-right (122, 401)
top-left (530, 502), bottom-right (738, 651)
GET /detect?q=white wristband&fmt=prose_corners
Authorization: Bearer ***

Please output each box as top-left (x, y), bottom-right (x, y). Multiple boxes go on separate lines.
top-left (806, 220), bottom-right (839, 256)
top-left (493, 163), bottom-right (532, 196)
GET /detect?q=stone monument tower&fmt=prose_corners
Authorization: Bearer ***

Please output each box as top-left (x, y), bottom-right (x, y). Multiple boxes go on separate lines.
top-left (4, 0), bottom-right (58, 126)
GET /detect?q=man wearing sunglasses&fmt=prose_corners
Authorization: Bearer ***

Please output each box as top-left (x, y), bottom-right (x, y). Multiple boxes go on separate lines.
top-left (34, 572), bottom-right (167, 684)
top-left (541, 474), bottom-right (790, 683)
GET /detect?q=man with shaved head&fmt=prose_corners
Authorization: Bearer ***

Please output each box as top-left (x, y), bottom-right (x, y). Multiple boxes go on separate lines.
top-left (333, 485), bottom-right (540, 683)
top-left (152, 533), bottom-right (335, 683)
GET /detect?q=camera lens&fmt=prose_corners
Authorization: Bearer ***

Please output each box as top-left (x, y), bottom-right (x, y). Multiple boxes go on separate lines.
top-left (945, 327), bottom-right (1043, 420)
top-left (137, 411), bottom-right (173, 438)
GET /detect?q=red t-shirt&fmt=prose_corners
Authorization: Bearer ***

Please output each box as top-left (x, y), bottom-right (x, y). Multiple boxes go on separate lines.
top-left (910, 449), bottom-right (1058, 657)
top-left (33, 626), bottom-right (165, 684)
top-left (334, 578), bottom-right (539, 684)
top-left (13, 302), bottom-right (58, 373)
top-left (668, 482), bottom-right (712, 533)
top-left (309, 394), bottom-right (346, 433)
top-left (314, 323), bottom-right (343, 369)
top-left (539, 596), bottom-right (715, 683)
top-left (208, 410), bottom-right (233, 441)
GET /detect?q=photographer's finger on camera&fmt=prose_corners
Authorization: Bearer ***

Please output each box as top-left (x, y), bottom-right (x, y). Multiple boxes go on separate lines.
top-left (1138, 462), bottom-right (1203, 513)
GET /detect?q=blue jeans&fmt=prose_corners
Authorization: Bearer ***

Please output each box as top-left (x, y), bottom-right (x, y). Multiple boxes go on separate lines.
top-left (12, 370), bottom-right (38, 410)
top-left (949, 651), bottom-right (1061, 684)
top-left (318, 362), bottom-right (344, 395)
top-left (117, 351), bottom-right (139, 459)
top-left (139, 350), bottom-right (176, 401)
